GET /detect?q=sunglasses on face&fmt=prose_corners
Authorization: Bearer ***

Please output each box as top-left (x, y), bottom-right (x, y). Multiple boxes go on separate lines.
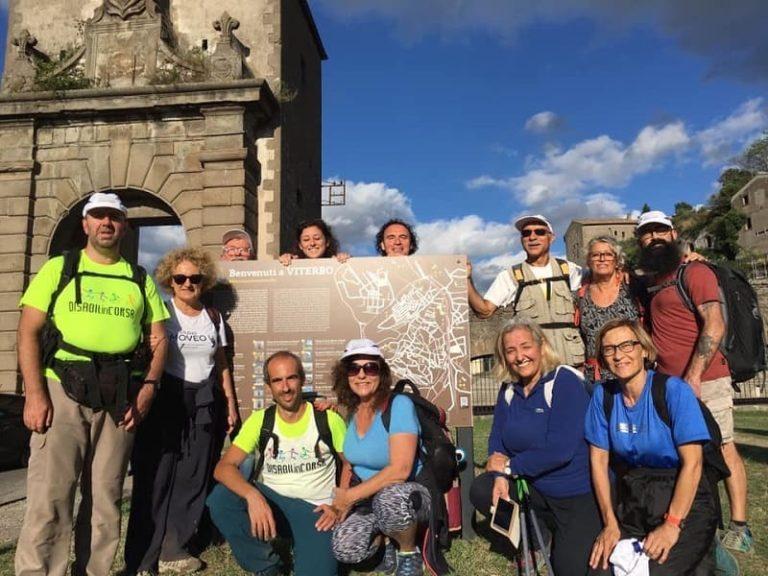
top-left (172, 274), bottom-right (204, 285)
top-left (521, 228), bottom-right (549, 238)
top-left (346, 361), bottom-right (381, 377)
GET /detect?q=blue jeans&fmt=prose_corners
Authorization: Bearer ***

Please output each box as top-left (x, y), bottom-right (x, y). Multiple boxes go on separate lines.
top-left (206, 479), bottom-right (337, 576)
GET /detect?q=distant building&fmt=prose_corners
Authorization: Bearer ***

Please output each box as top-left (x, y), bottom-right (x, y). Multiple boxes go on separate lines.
top-left (731, 174), bottom-right (768, 256)
top-left (564, 217), bottom-right (637, 266)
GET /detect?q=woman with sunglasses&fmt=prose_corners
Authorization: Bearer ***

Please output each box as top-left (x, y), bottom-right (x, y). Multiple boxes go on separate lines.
top-left (330, 339), bottom-right (430, 576)
top-left (124, 247), bottom-right (238, 575)
top-left (470, 317), bottom-right (608, 576)
top-left (279, 218), bottom-right (350, 265)
top-left (585, 319), bottom-right (717, 575)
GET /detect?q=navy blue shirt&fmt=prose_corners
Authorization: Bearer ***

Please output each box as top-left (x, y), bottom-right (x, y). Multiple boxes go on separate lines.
top-left (487, 365), bottom-right (592, 498)
top-left (585, 370), bottom-right (710, 468)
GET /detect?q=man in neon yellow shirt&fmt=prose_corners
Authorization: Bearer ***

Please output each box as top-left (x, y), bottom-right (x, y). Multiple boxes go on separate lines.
top-left (209, 350), bottom-right (346, 576)
top-left (15, 192), bottom-right (169, 576)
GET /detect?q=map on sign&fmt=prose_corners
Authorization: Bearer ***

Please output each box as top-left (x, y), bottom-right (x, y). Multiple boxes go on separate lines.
top-left (214, 255), bottom-right (472, 427)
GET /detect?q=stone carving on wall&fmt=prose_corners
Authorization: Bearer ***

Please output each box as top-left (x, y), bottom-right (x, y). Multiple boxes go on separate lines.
top-left (4, 3), bottom-right (253, 92)
top-left (92, 0), bottom-right (160, 23)
top-left (210, 12), bottom-right (247, 81)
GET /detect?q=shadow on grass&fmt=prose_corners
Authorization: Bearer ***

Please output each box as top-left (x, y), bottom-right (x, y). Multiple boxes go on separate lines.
top-left (735, 427), bottom-right (768, 438)
top-left (738, 443), bottom-right (768, 465)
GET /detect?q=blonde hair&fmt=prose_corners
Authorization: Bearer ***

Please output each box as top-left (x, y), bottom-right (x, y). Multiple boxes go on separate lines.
top-left (494, 317), bottom-right (561, 381)
top-left (595, 319), bottom-right (657, 370)
top-left (585, 235), bottom-right (625, 271)
top-left (155, 247), bottom-right (218, 293)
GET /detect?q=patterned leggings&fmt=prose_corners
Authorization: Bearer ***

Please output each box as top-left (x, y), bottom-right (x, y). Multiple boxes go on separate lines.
top-left (332, 482), bottom-right (431, 564)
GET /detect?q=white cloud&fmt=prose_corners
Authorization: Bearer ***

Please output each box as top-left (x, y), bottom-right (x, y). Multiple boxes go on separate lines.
top-left (138, 225), bottom-right (187, 272)
top-left (524, 111), bottom-right (562, 134)
top-left (416, 215), bottom-right (516, 259)
top-left (323, 180), bottom-right (415, 255)
top-left (696, 98), bottom-right (768, 166)
top-left (316, 0), bottom-right (768, 81)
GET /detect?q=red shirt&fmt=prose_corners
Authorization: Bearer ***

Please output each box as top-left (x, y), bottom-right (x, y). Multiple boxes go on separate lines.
top-left (650, 262), bottom-right (729, 381)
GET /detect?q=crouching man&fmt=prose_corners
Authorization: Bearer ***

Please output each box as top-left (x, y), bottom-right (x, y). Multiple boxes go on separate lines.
top-left (208, 351), bottom-right (346, 576)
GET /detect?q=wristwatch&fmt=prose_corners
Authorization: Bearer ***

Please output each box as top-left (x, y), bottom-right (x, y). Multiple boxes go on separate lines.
top-left (664, 513), bottom-right (685, 529)
top-left (142, 378), bottom-right (160, 390)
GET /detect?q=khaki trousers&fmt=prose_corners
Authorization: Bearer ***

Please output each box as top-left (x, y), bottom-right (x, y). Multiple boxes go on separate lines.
top-left (15, 379), bottom-right (134, 576)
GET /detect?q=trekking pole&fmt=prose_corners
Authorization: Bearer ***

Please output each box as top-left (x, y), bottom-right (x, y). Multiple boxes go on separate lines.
top-left (516, 479), bottom-right (533, 576)
top-left (517, 479), bottom-right (555, 576)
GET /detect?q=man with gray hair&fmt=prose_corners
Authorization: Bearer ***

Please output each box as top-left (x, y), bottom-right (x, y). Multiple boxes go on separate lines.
top-left (15, 192), bottom-right (169, 576)
top-left (467, 214), bottom-right (584, 367)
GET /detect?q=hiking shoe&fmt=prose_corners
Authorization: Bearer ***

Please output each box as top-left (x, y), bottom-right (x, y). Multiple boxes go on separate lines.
top-left (373, 541), bottom-right (397, 575)
top-left (396, 551), bottom-right (424, 576)
top-left (715, 538), bottom-right (741, 576)
top-left (158, 555), bottom-right (203, 573)
top-left (721, 525), bottom-right (754, 554)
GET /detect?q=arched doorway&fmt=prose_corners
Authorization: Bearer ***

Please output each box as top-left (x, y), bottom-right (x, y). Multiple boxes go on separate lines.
top-left (48, 189), bottom-right (187, 270)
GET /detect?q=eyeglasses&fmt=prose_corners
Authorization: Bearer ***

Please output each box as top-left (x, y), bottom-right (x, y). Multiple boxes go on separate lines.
top-left (223, 247), bottom-right (252, 256)
top-left (601, 340), bottom-right (641, 357)
top-left (172, 274), bottom-right (204, 285)
top-left (346, 362), bottom-right (381, 377)
top-left (589, 252), bottom-right (616, 261)
top-left (638, 227), bottom-right (673, 240)
top-left (521, 228), bottom-right (549, 238)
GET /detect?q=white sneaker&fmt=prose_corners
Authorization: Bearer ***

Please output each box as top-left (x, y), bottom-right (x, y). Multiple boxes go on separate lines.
top-left (158, 556), bottom-right (203, 574)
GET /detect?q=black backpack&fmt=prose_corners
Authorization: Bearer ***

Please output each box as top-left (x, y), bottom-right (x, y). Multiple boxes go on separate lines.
top-left (651, 262), bottom-right (767, 385)
top-left (602, 372), bottom-right (730, 524)
top-left (382, 380), bottom-right (459, 576)
top-left (251, 404), bottom-right (342, 485)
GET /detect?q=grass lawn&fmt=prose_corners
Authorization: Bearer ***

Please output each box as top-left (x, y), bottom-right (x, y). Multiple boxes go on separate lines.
top-left (1, 409), bottom-right (766, 575)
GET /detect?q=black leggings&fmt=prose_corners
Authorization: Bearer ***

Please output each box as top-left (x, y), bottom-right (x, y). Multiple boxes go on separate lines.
top-left (471, 473), bottom-right (609, 576)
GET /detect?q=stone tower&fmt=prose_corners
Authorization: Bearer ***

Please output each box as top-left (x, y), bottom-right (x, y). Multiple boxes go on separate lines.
top-left (0, 0), bottom-right (326, 392)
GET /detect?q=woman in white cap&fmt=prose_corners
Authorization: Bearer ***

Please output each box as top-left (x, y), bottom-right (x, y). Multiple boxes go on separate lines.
top-left (329, 339), bottom-right (429, 576)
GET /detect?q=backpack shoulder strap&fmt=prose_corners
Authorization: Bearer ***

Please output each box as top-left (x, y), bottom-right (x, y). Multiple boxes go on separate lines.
top-left (510, 263), bottom-right (527, 312)
top-left (382, 379), bottom-right (415, 432)
top-left (555, 258), bottom-right (571, 290)
top-left (253, 405), bottom-right (278, 482)
top-left (48, 250), bottom-right (81, 316)
top-left (205, 306), bottom-right (222, 339)
top-left (650, 371), bottom-right (672, 427)
top-left (674, 264), bottom-right (696, 314)
top-left (313, 408), bottom-right (342, 484)
top-left (129, 262), bottom-right (149, 327)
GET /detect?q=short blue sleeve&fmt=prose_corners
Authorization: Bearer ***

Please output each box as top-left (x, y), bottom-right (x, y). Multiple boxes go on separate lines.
top-left (388, 395), bottom-right (420, 436)
top-left (584, 383), bottom-right (610, 451)
top-left (665, 376), bottom-right (710, 446)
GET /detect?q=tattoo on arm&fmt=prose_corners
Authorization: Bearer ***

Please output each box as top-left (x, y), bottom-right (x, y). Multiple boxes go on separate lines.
top-left (695, 334), bottom-right (715, 361)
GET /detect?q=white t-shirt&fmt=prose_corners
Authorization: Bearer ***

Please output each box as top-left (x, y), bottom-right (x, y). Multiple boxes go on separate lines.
top-left (165, 299), bottom-right (227, 383)
top-left (484, 258), bottom-right (583, 308)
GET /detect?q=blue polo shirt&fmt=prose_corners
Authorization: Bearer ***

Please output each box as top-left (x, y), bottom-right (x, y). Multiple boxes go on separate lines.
top-left (585, 370), bottom-right (710, 469)
top-left (487, 366), bottom-right (592, 498)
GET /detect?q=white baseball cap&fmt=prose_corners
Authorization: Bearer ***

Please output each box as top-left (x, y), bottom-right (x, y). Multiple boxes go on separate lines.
top-left (513, 214), bottom-right (554, 234)
top-left (82, 192), bottom-right (127, 217)
top-left (636, 210), bottom-right (674, 232)
top-left (340, 338), bottom-right (383, 360)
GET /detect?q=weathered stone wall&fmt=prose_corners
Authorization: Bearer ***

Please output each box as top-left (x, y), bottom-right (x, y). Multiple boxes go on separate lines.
top-left (0, 83), bottom-right (275, 392)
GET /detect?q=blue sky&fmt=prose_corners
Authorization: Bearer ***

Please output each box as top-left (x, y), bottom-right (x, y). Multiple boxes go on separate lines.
top-left (2, 1), bottom-right (766, 287)
top-left (316, 1), bottom-right (768, 287)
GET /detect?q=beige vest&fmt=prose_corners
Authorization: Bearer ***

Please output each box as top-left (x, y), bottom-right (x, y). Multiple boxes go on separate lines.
top-left (509, 259), bottom-right (585, 367)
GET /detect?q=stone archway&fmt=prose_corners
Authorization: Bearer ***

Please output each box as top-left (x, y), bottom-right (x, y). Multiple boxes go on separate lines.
top-left (48, 188), bottom-right (182, 264)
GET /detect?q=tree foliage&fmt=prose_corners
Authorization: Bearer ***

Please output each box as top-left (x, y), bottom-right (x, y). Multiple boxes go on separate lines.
top-left (736, 132), bottom-right (768, 173)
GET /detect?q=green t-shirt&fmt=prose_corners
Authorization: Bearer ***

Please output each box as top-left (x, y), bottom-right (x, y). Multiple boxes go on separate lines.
top-left (234, 403), bottom-right (346, 504)
top-left (20, 250), bottom-right (169, 380)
